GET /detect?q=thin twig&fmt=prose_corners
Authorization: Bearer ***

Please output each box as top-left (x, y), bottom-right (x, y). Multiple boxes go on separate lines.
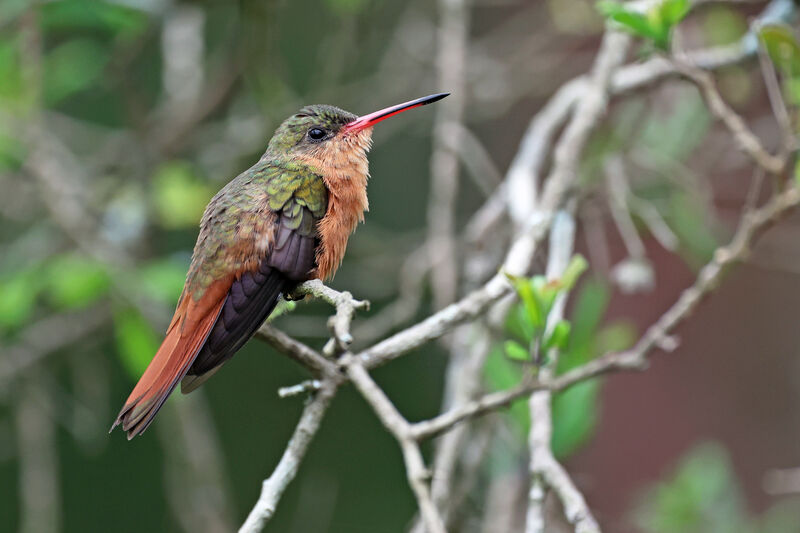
top-left (0, 306), bottom-right (108, 384)
top-left (756, 25), bottom-right (796, 157)
top-left (427, 0), bottom-right (470, 310)
top-left (15, 377), bottom-right (60, 533)
top-left (521, 29), bottom-right (632, 533)
top-left (410, 185), bottom-right (800, 441)
top-left (254, 324), bottom-right (334, 376)
top-left (343, 355), bottom-right (446, 533)
top-left (238, 379), bottom-right (340, 533)
top-left (673, 58), bottom-right (786, 175)
top-left (527, 210), bottom-right (599, 533)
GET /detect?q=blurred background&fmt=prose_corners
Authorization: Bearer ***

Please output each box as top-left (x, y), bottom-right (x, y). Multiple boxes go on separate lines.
top-left (2, 0), bottom-right (800, 532)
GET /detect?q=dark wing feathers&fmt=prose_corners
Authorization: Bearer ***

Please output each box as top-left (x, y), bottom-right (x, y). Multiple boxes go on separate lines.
top-left (181, 213), bottom-right (318, 393)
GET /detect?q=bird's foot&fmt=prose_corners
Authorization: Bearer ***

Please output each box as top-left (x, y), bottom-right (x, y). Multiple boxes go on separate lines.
top-left (283, 289), bottom-right (307, 302)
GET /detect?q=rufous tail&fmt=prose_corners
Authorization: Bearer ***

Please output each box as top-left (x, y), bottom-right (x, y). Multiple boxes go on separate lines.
top-left (111, 282), bottom-right (227, 439)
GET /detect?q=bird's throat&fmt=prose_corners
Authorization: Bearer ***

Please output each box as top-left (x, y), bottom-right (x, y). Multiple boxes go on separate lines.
top-left (302, 129), bottom-right (372, 280)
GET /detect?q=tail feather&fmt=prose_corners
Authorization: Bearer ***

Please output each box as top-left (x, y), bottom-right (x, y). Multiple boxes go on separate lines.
top-left (112, 282), bottom-right (228, 439)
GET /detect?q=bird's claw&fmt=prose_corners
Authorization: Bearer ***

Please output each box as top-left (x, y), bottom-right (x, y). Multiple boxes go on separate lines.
top-left (283, 290), bottom-right (307, 302)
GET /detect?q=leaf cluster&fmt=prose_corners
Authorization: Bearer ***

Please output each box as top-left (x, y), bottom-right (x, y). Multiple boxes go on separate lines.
top-left (598, 0), bottom-right (690, 51)
top-left (485, 256), bottom-right (636, 459)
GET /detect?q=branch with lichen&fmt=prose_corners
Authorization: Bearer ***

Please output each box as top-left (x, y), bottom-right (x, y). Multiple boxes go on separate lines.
top-left (241, 2), bottom-right (800, 531)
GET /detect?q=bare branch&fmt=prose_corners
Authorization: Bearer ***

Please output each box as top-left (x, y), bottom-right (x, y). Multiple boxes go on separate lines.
top-left (240, 4), bottom-right (799, 531)
top-left (756, 33), bottom-right (796, 156)
top-left (358, 272), bottom-right (511, 368)
top-left (412, 186), bottom-right (800, 441)
top-left (278, 380), bottom-right (322, 399)
top-left (254, 324), bottom-right (334, 376)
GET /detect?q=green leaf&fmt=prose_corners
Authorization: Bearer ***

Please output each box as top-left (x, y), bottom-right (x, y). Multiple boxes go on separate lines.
top-left (758, 24), bottom-right (800, 79)
top-left (638, 87), bottom-right (710, 162)
top-left (0, 130), bottom-right (24, 171)
top-left (551, 380), bottom-right (599, 458)
top-left (702, 6), bottom-right (747, 46)
top-left (560, 280), bottom-right (610, 372)
top-left (633, 441), bottom-right (800, 532)
top-left (544, 320), bottom-right (571, 351)
top-left (486, 345), bottom-right (522, 390)
top-left (532, 275), bottom-right (558, 317)
top-left (324, 0), bottom-right (369, 15)
top-left (598, 0), bottom-right (689, 50)
top-left (505, 273), bottom-right (545, 328)
top-left (598, 2), bottom-right (660, 41)
top-left (560, 254), bottom-right (589, 291)
top-left (795, 160), bottom-right (800, 185)
top-left (785, 77), bottom-right (800, 107)
top-left (595, 322), bottom-right (637, 354)
top-left (0, 38), bottom-right (24, 103)
top-left (504, 340), bottom-right (530, 362)
top-left (668, 191), bottom-right (719, 265)
top-left (659, 0), bottom-right (690, 27)
top-left (485, 347), bottom-right (529, 436)
top-left (633, 443), bottom-right (744, 533)
top-left (44, 254), bottom-right (110, 310)
top-left (510, 304), bottom-right (536, 343)
top-left (0, 270), bottom-right (38, 329)
top-left (114, 307), bottom-right (159, 379)
top-left (40, 0), bottom-right (148, 38)
top-left (152, 161), bottom-right (214, 229)
top-left (44, 39), bottom-right (109, 104)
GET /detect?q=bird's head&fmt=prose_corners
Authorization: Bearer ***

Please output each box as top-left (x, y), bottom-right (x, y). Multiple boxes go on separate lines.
top-left (265, 93), bottom-right (449, 177)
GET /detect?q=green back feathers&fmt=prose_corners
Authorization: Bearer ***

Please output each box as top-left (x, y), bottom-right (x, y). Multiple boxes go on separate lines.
top-left (186, 157), bottom-right (327, 298)
top-left (263, 159), bottom-right (327, 234)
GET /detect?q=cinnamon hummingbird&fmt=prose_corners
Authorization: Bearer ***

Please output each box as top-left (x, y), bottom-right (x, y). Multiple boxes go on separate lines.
top-left (112, 93), bottom-right (448, 439)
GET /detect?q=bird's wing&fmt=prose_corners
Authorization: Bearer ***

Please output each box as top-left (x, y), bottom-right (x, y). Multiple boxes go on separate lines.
top-left (113, 162), bottom-right (327, 439)
top-left (181, 212), bottom-right (318, 391)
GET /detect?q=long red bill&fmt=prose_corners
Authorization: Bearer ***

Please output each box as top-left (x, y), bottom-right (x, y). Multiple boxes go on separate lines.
top-left (343, 93), bottom-right (449, 133)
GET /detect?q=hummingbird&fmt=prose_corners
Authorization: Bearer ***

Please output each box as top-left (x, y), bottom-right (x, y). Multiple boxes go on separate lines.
top-left (112, 93), bottom-right (448, 439)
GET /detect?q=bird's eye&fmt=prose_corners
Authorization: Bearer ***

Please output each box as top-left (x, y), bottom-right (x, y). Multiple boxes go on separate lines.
top-left (308, 128), bottom-right (326, 141)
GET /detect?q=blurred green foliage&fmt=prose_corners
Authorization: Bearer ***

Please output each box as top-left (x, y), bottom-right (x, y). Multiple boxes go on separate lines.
top-left (633, 443), bottom-right (800, 533)
top-left (583, 86), bottom-right (720, 266)
top-left (757, 25), bottom-right (800, 183)
top-left (44, 39), bottom-right (109, 104)
top-left (45, 254), bottom-right (110, 309)
top-left (114, 306), bottom-right (160, 378)
top-left (703, 6), bottom-right (747, 46)
top-left (153, 162), bottom-right (215, 229)
top-left (136, 258), bottom-right (189, 305)
top-left (0, 253), bottom-right (110, 331)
